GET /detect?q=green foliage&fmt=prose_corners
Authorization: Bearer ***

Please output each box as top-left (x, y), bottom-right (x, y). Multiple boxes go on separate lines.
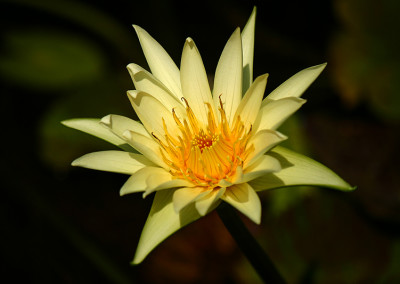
top-left (0, 30), bottom-right (105, 89)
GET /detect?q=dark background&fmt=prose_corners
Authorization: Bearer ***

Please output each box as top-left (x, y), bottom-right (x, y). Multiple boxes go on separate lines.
top-left (1, 0), bottom-right (400, 283)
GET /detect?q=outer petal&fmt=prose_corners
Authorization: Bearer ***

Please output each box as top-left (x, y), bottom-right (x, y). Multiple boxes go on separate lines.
top-left (172, 187), bottom-right (211, 213)
top-left (221, 183), bottom-right (261, 224)
top-left (123, 130), bottom-right (168, 169)
top-left (132, 189), bottom-right (201, 264)
top-left (126, 64), bottom-right (186, 118)
top-left (195, 187), bottom-right (225, 216)
top-left (127, 90), bottom-right (179, 142)
top-left (244, 129), bottom-right (287, 168)
top-left (248, 146), bottom-right (356, 191)
top-left (267, 63), bottom-right (327, 100)
top-left (100, 114), bottom-right (150, 138)
top-left (71, 151), bottom-right (154, 174)
top-left (213, 28), bottom-right (242, 123)
top-left (241, 6), bottom-right (256, 94)
top-left (120, 167), bottom-right (194, 196)
top-left (233, 74), bottom-right (268, 128)
top-left (133, 25), bottom-right (182, 99)
top-left (180, 38), bottom-right (216, 126)
top-left (253, 97), bottom-right (306, 132)
top-left (61, 118), bottom-right (133, 151)
top-left (242, 154), bottom-right (281, 183)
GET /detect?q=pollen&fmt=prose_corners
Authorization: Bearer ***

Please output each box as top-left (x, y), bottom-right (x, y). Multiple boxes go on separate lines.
top-left (154, 97), bottom-right (253, 188)
top-left (192, 130), bottom-right (217, 151)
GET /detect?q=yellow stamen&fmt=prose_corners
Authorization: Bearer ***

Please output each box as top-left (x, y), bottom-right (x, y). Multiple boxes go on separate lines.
top-left (154, 98), bottom-right (254, 188)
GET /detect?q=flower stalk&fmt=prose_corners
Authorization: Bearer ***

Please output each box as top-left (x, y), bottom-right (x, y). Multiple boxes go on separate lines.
top-left (217, 202), bottom-right (286, 283)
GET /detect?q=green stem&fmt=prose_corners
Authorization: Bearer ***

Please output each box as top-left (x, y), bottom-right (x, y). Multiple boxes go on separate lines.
top-left (217, 202), bottom-right (286, 284)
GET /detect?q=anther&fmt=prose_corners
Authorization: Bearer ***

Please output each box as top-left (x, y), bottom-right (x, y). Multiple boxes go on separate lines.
top-left (218, 94), bottom-right (224, 110)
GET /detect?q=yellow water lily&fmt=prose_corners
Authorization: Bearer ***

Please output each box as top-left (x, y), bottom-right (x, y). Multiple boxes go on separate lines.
top-left (63, 8), bottom-right (354, 264)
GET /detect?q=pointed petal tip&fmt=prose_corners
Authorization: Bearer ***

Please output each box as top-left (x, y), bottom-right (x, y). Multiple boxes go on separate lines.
top-left (126, 90), bottom-right (139, 100)
top-left (100, 114), bottom-right (111, 126)
top-left (277, 131), bottom-right (288, 140)
top-left (309, 62), bottom-right (327, 72)
top-left (126, 63), bottom-right (144, 76)
top-left (122, 129), bottom-right (132, 140)
top-left (254, 73), bottom-right (269, 82)
top-left (132, 24), bottom-right (143, 34)
top-left (60, 120), bottom-right (70, 127)
top-left (71, 158), bottom-right (80, 167)
top-left (131, 255), bottom-right (143, 265)
top-left (184, 37), bottom-right (196, 49)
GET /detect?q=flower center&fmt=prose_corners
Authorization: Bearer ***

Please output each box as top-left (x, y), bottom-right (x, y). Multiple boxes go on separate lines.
top-left (154, 97), bottom-right (253, 187)
top-left (191, 130), bottom-right (217, 152)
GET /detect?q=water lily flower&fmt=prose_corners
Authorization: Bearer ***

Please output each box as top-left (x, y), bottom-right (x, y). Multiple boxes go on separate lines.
top-left (62, 8), bottom-right (354, 264)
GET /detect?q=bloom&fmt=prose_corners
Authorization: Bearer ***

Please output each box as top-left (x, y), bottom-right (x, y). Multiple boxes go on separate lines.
top-left (63, 8), bottom-right (354, 264)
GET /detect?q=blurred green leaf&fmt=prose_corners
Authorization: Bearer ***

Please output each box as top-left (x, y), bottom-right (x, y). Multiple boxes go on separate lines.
top-left (0, 30), bottom-right (105, 90)
top-left (3, 0), bottom-right (136, 59)
top-left (330, 0), bottom-right (400, 121)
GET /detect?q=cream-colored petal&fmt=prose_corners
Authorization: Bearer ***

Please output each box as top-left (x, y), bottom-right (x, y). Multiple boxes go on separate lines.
top-left (253, 97), bottom-right (306, 132)
top-left (100, 114), bottom-right (150, 138)
top-left (62, 118), bottom-right (133, 151)
top-left (133, 25), bottom-right (182, 99)
top-left (241, 6), bottom-right (256, 94)
top-left (180, 38), bottom-right (216, 126)
top-left (267, 63), bottom-right (327, 100)
top-left (127, 90), bottom-right (179, 143)
top-left (245, 129), bottom-right (287, 168)
top-left (248, 146), bottom-right (356, 191)
top-left (120, 166), bottom-right (193, 196)
top-left (123, 130), bottom-right (168, 169)
top-left (172, 187), bottom-right (211, 213)
top-left (213, 28), bottom-right (242, 123)
top-left (71, 151), bottom-right (153, 175)
top-left (218, 165), bottom-right (243, 187)
top-left (132, 189), bottom-right (201, 264)
top-left (195, 187), bottom-right (225, 216)
top-left (126, 64), bottom-right (186, 118)
top-left (242, 154), bottom-right (281, 182)
top-left (221, 183), bottom-right (261, 224)
top-left (233, 74), bottom-right (268, 128)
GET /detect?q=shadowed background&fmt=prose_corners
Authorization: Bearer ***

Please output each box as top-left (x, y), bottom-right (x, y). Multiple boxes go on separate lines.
top-left (1, 0), bottom-right (400, 283)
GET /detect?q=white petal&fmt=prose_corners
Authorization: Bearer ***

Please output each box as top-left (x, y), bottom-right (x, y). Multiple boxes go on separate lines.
top-left (132, 189), bottom-right (201, 264)
top-left (221, 183), bottom-right (261, 224)
top-left (242, 154), bottom-right (281, 182)
top-left (213, 28), bottom-right (242, 123)
top-left (120, 167), bottom-right (193, 196)
top-left (71, 151), bottom-right (154, 175)
top-left (233, 74), bottom-right (268, 128)
top-left (123, 130), bottom-right (168, 169)
top-left (127, 90), bottom-right (179, 143)
top-left (180, 38), bottom-right (216, 126)
top-left (267, 63), bottom-right (327, 100)
top-left (133, 25), bottom-right (182, 99)
top-left (245, 129), bottom-right (287, 168)
top-left (126, 64), bottom-right (186, 118)
top-left (173, 187), bottom-right (210, 213)
top-left (248, 146), bottom-right (356, 191)
top-left (241, 6), bottom-right (256, 94)
top-left (253, 97), bottom-right (306, 132)
top-left (62, 118), bottom-right (133, 151)
top-left (100, 114), bottom-right (150, 138)
top-left (195, 187), bottom-right (225, 216)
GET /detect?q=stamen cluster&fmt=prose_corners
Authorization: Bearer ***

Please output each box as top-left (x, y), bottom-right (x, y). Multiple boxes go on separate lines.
top-left (154, 97), bottom-right (254, 187)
